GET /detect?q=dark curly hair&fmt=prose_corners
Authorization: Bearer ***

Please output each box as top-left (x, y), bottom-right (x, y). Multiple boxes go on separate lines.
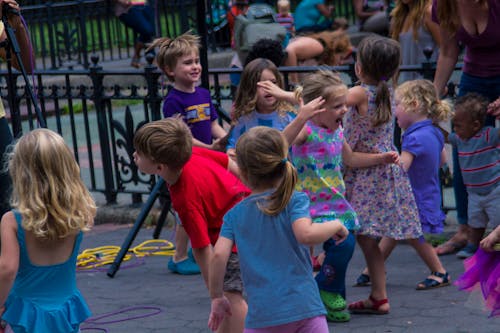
top-left (244, 38), bottom-right (285, 67)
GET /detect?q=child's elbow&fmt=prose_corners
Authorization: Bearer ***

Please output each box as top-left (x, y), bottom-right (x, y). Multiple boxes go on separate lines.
top-left (0, 262), bottom-right (17, 283)
top-left (295, 231), bottom-right (318, 246)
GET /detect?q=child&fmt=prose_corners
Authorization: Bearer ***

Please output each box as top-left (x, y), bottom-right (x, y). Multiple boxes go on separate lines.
top-left (290, 70), bottom-right (399, 322)
top-left (275, 0), bottom-right (295, 46)
top-left (455, 225), bottom-right (500, 317)
top-left (355, 79), bottom-right (452, 290)
top-left (446, 93), bottom-right (500, 259)
top-left (208, 126), bottom-right (349, 332)
top-left (148, 32), bottom-right (227, 274)
top-left (0, 129), bottom-right (96, 333)
top-left (390, 0), bottom-right (440, 82)
top-left (133, 118), bottom-right (250, 333)
top-left (343, 35), bottom-right (422, 314)
top-left (226, 58), bottom-right (297, 158)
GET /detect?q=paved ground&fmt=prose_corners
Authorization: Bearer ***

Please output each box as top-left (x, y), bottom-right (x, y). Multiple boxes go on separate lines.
top-left (77, 221), bottom-right (499, 333)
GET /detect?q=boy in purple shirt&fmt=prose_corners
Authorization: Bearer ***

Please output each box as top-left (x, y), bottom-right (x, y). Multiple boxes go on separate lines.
top-left (149, 32), bottom-right (227, 274)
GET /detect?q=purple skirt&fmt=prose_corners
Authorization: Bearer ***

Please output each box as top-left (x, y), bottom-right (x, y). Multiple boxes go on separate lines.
top-left (455, 248), bottom-right (500, 317)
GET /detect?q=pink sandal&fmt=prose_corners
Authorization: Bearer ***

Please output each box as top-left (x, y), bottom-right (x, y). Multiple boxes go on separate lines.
top-left (348, 295), bottom-right (389, 315)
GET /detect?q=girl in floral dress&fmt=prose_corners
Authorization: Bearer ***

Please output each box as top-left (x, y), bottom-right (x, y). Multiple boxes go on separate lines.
top-left (344, 35), bottom-right (422, 315)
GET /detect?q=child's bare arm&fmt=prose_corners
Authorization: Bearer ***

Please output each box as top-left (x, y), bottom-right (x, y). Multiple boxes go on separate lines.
top-left (207, 237), bottom-right (233, 331)
top-left (282, 96), bottom-right (325, 145)
top-left (399, 151), bottom-right (414, 172)
top-left (257, 80), bottom-right (296, 104)
top-left (342, 141), bottom-right (399, 168)
top-left (192, 245), bottom-right (214, 288)
top-left (211, 120), bottom-right (227, 139)
top-left (0, 212), bottom-right (20, 307)
top-left (292, 217), bottom-right (348, 246)
top-left (480, 226), bottom-right (500, 252)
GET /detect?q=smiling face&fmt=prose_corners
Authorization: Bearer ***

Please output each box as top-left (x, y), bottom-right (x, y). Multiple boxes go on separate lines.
top-left (166, 50), bottom-right (201, 92)
top-left (314, 93), bottom-right (348, 131)
top-left (256, 69), bottom-right (278, 113)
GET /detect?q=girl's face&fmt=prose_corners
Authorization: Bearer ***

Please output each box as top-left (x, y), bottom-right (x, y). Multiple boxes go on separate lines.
top-left (314, 93), bottom-right (348, 131)
top-left (256, 69), bottom-right (278, 113)
top-left (167, 51), bottom-right (201, 90)
top-left (394, 95), bottom-right (417, 130)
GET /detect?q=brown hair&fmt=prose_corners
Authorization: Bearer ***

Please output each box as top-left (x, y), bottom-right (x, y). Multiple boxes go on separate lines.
top-left (391, 0), bottom-right (431, 41)
top-left (148, 31), bottom-right (200, 81)
top-left (236, 126), bottom-right (297, 215)
top-left (436, 0), bottom-right (487, 35)
top-left (133, 118), bottom-right (193, 170)
top-left (308, 30), bottom-right (352, 66)
top-left (396, 79), bottom-right (452, 124)
top-left (233, 58), bottom-right (294, 121)
top-left (357, 35), bottom-right (401, 127)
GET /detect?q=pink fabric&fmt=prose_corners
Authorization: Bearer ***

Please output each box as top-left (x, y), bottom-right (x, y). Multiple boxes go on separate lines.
top-left (243, 315), bottom-right (328, 333)
top-left (455, 248), bottom-right (500, 317)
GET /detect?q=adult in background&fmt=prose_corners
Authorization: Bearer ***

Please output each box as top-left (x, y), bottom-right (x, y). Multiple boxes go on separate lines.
top-left (352, 0), bottom-right (390, 35)
top-left (113, 0), bottom-right (155, 68)
top-left (0, 0), bottom-right (34, 218)
top-left (294, 0), bottom-right (335, 34)
top-left (432, 0), bottom-right (500, 257)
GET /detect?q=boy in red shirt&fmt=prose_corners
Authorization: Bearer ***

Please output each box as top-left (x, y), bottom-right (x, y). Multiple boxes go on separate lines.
top-left (133, 118), bottom-right (250, 333)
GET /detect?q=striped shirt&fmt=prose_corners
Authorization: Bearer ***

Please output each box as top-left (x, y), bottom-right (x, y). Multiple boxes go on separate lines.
top-left (275, 13), bottom-right (294, 35)
top-left (449, 126), bottom-right (500, 194)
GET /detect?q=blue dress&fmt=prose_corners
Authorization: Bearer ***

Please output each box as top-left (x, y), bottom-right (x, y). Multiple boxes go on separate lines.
top-left (2, 211), bottom-right (91, 333)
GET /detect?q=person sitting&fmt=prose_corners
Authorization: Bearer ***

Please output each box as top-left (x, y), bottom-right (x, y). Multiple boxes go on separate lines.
top-left (294, 0), bottom-right (335, 34)
top-left (352, 0), bottom-right (390, 36)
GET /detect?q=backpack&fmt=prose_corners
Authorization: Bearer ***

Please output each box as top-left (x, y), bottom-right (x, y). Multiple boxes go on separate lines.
top-left (233, 3), bottom-right (287, 63)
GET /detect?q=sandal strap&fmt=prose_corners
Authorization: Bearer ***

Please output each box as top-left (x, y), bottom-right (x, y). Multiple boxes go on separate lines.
top-left (368, 295), bottom-right (389, 309)
top-left (431, 271), bottom-right (449, 280)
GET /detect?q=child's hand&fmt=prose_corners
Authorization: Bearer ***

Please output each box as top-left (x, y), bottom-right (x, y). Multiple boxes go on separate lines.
top-left (480, 228), bottom-right (500, 252)
top-left (208, 296), bottom-right (232, 331)
top-left (257, 80), bottom-right (290, 101)
top-left (297, 96), bottom-right (326, 121)
top-left (210, 137), bottom-right (228, 152)
top-left (332, 223), bottom-right (349, 245)
top-left (487, 97), bottom-right (500, 120)
top-left (382, 151), bottom-right (400, 164)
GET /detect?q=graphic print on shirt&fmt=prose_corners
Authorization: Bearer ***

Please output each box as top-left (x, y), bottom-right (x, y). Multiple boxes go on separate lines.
top-left (185, 103), bottom-right (211, 124)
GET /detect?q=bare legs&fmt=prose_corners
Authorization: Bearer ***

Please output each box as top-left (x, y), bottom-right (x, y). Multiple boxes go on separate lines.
top-left (173, 224), bottom-right (189, 262)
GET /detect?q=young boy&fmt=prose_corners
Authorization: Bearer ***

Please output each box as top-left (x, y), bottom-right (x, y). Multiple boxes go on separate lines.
top-left (148, 32), bottom-right (227, 274)
top-left (447, 93), bottom-right (500, 259)
top-left (133, 118), bottom-right (250, 333)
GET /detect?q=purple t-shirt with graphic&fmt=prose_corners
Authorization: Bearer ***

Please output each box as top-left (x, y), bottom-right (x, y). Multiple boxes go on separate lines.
top-left (162, 87), bottom-right (218, 144)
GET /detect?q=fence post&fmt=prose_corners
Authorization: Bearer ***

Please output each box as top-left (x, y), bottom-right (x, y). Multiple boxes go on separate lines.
top-left (5, 73), bottom-right (21, 137)
top-left (144, 53), bottom-right (162, 121)
top-left (89, 55), bottom-right (117, 204)
top-left (78, 0), bottom-right (90, 69)
top-left (422, 47), bottom-right (435, 81)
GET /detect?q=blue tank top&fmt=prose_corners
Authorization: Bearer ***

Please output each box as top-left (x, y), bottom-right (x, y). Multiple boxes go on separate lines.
top-left (1, 211), bottom-right (91, 333)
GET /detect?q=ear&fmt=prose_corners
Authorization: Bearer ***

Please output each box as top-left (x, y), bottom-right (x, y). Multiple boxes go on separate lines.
top-left (164, 65), bottom-right (175, 77)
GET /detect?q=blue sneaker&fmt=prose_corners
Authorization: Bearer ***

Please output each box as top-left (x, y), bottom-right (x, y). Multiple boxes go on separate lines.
top-left (168, 253), bottom-right (200, 275)
top-left (456, 243), bottom-right (477, 259)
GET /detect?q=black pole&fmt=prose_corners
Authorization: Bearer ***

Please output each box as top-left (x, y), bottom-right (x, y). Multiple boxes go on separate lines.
top-left (197, 0), bottom-right (209, 89)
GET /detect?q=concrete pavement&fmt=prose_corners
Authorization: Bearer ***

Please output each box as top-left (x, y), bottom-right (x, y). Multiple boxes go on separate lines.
top-left (77, 222), bottom-right (499, 333)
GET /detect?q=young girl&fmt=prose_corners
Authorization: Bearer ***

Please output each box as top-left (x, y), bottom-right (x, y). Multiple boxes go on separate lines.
top-left (208, 126), bottom-right (349, 332)
top-left (354, 79), bottom-right (452, 291)
top-left (344, 35), bottom-right (422, 314)
top-left (390, 0), bottom-right (440, 82)
top-left (0, 129), bottom-right (96, 333)
top-left (290, 70), bottom-right (399, 322)
top-left (226, 58), bottom-right (297, 158)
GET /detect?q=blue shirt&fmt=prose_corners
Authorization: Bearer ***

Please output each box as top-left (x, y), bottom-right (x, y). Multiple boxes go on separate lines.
top-left (227, 110), bottom-right (294, 149)
top-left (449, 126), bottom-right (500, 195)
top-left (294, 0), bottom-right (324, 31)
top-left (402, 119), bottom-right (445, 233)
top-left (220, 191), bottom-right (326, 328)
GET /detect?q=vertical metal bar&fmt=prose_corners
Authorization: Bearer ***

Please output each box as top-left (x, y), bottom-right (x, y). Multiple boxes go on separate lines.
top-left (197, 0), bottom-right (209, 89)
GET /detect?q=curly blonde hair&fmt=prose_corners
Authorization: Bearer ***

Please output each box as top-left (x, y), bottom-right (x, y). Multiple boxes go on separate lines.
top-left (8, 129), bottom-right (96, 240)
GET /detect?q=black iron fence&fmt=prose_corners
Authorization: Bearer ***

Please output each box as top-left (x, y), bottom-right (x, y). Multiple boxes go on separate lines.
top-left (2, 53), bottom-right (461, 205)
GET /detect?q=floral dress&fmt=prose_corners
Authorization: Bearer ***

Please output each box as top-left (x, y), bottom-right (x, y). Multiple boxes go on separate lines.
top-left (292, 122), bottom-right (359, 231)
top-left (343, 84), bottom-right (422, 240)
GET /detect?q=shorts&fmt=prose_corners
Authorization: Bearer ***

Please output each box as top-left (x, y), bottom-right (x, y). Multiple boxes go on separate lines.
top-left (244, 315), bottom-right (328, 333)
top-left (467, 185), bottom-right (500, 229)
top-left (223, 252), bottom-right (244, 293)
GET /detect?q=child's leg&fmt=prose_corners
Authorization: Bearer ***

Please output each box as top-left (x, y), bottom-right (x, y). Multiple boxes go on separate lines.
top-left (349, 235), bottom-right (390, 314)
top-left (357, 237), bottom-right (396, 279)
top-left (173, 224), bottom-right (189, 261)
top-left (168, 212), bottom-right (200, 275)
top-left (407, 238), bottom-right (450, 290)
top-left (468, 227), bottom-right (486, 248)
top-left (219, 291), bottom-right (247, 333)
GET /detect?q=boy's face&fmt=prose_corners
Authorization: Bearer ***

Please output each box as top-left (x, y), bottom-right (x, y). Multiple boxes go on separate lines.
top-left (133, 151), bottom-right (159, 175)
top-left (453, 108), bottom-right (480, 140)
top-left (167, 50), bottom-right (201, 88)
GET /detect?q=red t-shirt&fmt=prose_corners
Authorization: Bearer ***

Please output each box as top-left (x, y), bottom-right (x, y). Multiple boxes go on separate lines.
top-left (169, 147), bottom-right (250, 248)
